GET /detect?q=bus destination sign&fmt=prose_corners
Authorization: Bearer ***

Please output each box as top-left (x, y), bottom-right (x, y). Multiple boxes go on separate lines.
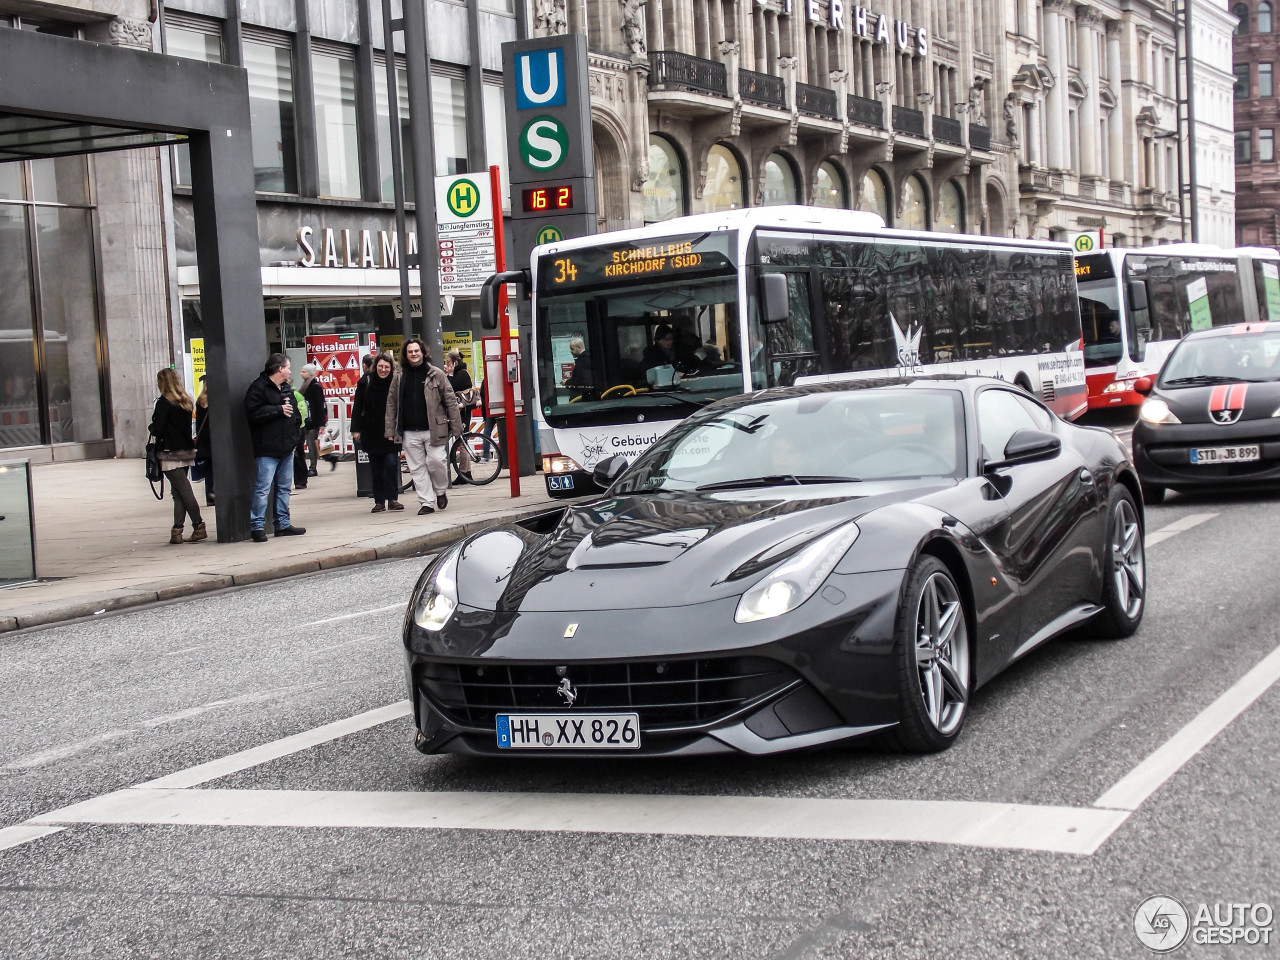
top-left (539, 234), bottom-right (735, 289)
top-left (1074, 254), bottom-right (1114, 281)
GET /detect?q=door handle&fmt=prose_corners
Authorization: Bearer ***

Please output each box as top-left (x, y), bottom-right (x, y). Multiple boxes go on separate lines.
top-left (1078, 468), bottom-right (1094, 484)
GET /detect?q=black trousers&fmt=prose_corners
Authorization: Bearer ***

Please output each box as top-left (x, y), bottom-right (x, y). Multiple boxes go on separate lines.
top-left (164, 467), bottom-right (202, 528)
top-left (368, 449), bottom-right (400, 505)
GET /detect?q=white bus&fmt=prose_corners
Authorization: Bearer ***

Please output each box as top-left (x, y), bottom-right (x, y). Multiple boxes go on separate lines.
top-left (1075, 244), bottom-right (1280, 411)
top-left (485, 207), bottom-right (1086, 498)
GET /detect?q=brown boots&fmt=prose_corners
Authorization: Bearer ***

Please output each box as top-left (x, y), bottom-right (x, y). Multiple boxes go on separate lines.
top-left (170, 521), bottom-right (208, 544)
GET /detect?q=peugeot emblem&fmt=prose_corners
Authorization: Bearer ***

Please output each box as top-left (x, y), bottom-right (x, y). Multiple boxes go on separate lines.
top-left (557, 677), bottom-right (578, 707)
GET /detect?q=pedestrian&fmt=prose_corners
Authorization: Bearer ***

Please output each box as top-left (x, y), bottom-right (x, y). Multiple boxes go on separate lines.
top-left (443, 349), bottom-right (477, 483)
top-left (479, 377), bottom-right (502, 462)
top-left (289, 374), bottom-right (309, 489)
top-left (384, 337), bottom-right (463, 515)
top-left (350, 351), bottom-right (403, 513)
top-left (299, 362), bottom-right (328, 477)
top-left (194, 376), bottom-right (214, 507)
top-left (150, 367), bottom-right (206, 544)
top-left (243, 352), bottom-right (306, 542)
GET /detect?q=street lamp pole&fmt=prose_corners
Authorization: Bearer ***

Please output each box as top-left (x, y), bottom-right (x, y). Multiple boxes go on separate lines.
top-left (1185, 0), bottom-right (1200, 243)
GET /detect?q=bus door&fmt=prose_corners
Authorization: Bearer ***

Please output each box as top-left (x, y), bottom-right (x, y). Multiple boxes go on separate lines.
top-left (755, 267), bottom-right (820, 389)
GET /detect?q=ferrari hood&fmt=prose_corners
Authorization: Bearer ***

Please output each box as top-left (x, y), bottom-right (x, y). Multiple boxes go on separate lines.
top-left (1156, 379), bottom-right (1280, 425)
top-left (455, 480), bottom-right (952, 613)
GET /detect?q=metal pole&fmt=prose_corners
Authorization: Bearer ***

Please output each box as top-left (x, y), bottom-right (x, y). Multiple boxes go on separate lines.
top-left (402, 0), bottom-right (443, 362)
top-left (491, 163), bottom-right (520, 497)
top-left (1173, 7), bottom-right (1188, 242)
top-left (1185, 0), bottom-right (1200, 243)
top-left (380, 0), bottom-right (413, 336)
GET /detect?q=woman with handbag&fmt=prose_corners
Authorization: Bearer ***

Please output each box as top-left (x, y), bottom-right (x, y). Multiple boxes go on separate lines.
top-left (150, 368), bottom-right (206, 543)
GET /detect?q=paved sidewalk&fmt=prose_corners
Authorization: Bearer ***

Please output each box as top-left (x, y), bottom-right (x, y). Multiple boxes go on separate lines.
top-left (0, 458), bottom-right (556, 633)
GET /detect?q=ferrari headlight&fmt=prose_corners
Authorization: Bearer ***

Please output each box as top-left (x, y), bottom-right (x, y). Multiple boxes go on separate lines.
top-left (413, 547), bottom-right (460, 632)
top-left (1139, 398), bottom-right (1181, 425)
top-left (735, 523), bottom-right (860, 623)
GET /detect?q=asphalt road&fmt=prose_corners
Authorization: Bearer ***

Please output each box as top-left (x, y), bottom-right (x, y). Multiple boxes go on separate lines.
top-left (1, 444), bottom-right (1278, 958)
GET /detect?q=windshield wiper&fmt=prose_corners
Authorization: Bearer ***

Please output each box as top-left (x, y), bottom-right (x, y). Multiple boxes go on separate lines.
top-left (1162, 375), bottom-right (1253, 386)
top-left (695, 475), bottom-right (861, 492)
top-left (634, 391), bottom-right (718, 409)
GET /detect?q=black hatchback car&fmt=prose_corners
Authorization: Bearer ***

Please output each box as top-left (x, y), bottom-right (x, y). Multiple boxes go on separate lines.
top-left (1132, 322), bottom-right (1280, 502)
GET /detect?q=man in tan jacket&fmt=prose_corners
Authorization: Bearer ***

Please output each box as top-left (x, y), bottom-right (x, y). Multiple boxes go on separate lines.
top-left (384, 338), bottom-right (463, 514)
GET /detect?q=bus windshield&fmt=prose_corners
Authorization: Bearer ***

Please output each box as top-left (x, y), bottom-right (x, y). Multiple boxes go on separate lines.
top-left (537, 274), bottom-right (742, 428)
top-left (1078, 278), bottom-right (1124, 367)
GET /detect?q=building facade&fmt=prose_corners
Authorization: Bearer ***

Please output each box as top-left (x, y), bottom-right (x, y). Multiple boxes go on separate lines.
top-left (1232, 0), bottom-right (1280, 246)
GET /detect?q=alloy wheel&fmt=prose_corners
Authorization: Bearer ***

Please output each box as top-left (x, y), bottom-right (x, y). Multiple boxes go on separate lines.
top-left (1111, 497), bottom-right (1145, 620)
top-left (914, 571), bottom-right (970, 735)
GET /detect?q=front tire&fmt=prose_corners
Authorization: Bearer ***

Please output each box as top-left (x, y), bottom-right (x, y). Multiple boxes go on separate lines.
top-left (884, 555), bottom-right (972, 753)
top-left (1092, 487), bottom-right (1146, 639)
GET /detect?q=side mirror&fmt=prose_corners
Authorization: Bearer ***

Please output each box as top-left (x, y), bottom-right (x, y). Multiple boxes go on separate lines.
top-left (1127, 279), bottom-right (1149, 312)
top-left (592, 455), bottom-right (629, 489)
top-left (760, 273), bottom-right (790, 324)
top-left (1133, 376), bottom-right (1154, 395)
top-left (480, 270), bottom-right (529, 330)
top-left (984, 429), bottom-right (1062, 472)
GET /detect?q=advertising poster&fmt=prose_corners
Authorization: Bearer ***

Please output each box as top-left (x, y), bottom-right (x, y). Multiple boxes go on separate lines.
top-left (1187, 277), bottom-right (1212, 331)
top-left (189, 339), bottom-right (205, 387)
top-left (305, 333), bottom-right (362, 453)
top-left (1263, 263), bottom-right (1280, 321)
top-left (379, 334), bottom-right (404, 362)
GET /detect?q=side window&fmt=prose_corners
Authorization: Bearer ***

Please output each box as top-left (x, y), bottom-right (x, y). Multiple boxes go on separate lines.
top-left (977, 389), bottom-right (1043, 461)
top-left (1012, 392), bottom-right (1054, 429)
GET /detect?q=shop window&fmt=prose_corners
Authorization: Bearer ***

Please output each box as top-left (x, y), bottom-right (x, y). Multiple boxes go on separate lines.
top-left (375, 59), bottom-right (414, 203)
top-left (936, 181), bottom-right (964, 233)
top-left (313, 51), bottom-right (362, 198)
top-left (643, 135), bottom-right (686, 223)
top-left (244, 37), bottom-right (299, 193)
top-left (761, 153), bottom-right (798, 206)
top-left (859, 169), bottom-right (891, 224)
top-left (900, 174), bottom-right (929, 231)
top-left (0, 205), bottom-right (39, 448)
top-left (433, 74), bottom-right (469, 176)
top-left (702, 144), bottom-right (744, 212)
top-left (813, 161), bottom-right (846, 208)
top-left (30, 157), bottom-right (87, 206)
top-left (0, 163), bottom-right (20, 201)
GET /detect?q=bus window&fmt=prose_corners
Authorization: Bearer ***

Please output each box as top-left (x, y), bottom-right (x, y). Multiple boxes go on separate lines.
top-left (763, 270), bottom-right (818, 387)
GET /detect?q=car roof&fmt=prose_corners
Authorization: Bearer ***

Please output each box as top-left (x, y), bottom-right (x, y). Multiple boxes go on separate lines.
top-left (1181, 321), bottom-right (1280, 341)
top-left (700, 374), bottom-right (1008, 413)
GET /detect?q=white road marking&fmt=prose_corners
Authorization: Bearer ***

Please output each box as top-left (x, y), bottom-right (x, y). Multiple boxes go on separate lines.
top-left (137, 700), bottom-right (412, 790)
top-left (304, 604), bottom-right (403, 628)
top-left (165, 645), bottom-right (207, 656)
top-left (0, 825), bottom-right (64, 852)
top-left (1095, 640), bottom-right (1280, 811)
top-left (1145, 512), bottom-right (1218, 547)
top-left (32, 788), bottom-right (1130, 856)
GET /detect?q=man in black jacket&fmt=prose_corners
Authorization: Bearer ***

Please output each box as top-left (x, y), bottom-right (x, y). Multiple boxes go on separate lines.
top-left (243, 353), bottom-right (306, 542)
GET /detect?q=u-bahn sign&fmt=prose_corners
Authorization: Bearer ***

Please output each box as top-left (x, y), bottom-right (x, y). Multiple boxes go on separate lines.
top-left (503, 34), bottom-right (597, 270)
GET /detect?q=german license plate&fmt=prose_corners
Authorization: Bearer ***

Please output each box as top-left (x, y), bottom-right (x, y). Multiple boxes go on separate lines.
top-left (547, 475), bottom-right (575, 492)
top-left (496, 713), bottom-right (640, 750)
top-left (1190, 445), bottom-right (1261, 464)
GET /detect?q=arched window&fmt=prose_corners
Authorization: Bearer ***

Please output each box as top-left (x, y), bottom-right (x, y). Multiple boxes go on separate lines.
top-left (858, 168), bottom-right (891, 224)
top-left (936, 181), bottom-right (964, 233)
top-left (702, 144), bottom-right (744, 212)
top-left (1261, 1), bottom-right (1273, 32)
top-left (761, 153), bottom-right (798, 205)
top-left (1234, 3), bottom-right (1250, 34)
top-left (813, 161), bottom-right (846, 207)
top-left (643, 135), bottom-right (685, 223)
top-left (900, 174), bottom-right (929, 231)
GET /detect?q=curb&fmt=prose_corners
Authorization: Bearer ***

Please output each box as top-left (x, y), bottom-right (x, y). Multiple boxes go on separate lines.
top-left (0, 502), bottom-right (561, 636)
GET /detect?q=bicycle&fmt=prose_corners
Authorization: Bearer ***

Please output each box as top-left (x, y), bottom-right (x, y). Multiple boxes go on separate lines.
top-left (448, 431), bottom-right (503, 486)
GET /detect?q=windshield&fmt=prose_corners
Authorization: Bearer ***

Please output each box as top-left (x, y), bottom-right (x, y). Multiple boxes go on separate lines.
top-left (612, 388), bottom-right (967, 494)
top-left (537, 275), bottom-right (743, 426)
top-left (1078, 278), bottom-right (1124, 367)
top-left (1159, 331), bottom-right (1280, 386)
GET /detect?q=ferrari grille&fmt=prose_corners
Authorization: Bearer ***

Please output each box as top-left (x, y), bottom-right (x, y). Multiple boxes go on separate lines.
top-left (418, 657), bottom-right (798, 730)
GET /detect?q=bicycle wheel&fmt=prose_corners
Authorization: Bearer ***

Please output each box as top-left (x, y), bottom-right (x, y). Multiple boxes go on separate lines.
top-left (451, 432), bottom-right (502, 485)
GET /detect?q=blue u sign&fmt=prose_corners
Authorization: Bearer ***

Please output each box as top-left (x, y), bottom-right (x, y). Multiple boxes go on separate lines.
top-left (514, 49), bottom-right (566, 110)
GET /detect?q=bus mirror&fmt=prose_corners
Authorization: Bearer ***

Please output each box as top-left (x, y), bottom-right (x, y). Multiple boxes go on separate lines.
top-left (480, 271), bottom-right (529, 330)
top-left (1128, 280), bottom-right (1149, 312)
top-left (760, 273), bottom-right (790, 324)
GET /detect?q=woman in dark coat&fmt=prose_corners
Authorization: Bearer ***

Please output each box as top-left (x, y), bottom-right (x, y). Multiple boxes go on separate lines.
top-left (350, 352), bottom-right (402, 512)
top-left (150, 367), bottom-right (205, 543)
top-left (194, 378), bottom-right (214, 507)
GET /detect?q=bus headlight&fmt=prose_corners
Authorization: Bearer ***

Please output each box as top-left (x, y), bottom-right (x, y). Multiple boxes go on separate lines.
top-left (1139, 398), bottom-right (1181, 425)
top-left (543, 454), bottom-right (583, 475)
top-left (1103, 378), bottom-right (1138, 394)
top-left (735, 523), bottom-right (860, 623)
top-left (413, 547), bottom-right (460, 632)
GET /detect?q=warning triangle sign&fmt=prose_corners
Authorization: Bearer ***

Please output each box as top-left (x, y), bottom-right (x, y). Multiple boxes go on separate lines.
top-left (346, 353), bottom-right (360, 370)
top-left (326, 355), bottom-right (343, 371)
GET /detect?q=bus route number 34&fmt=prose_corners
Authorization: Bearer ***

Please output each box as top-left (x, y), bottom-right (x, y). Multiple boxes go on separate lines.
top-left (553, 258), bottom-right (578, 284)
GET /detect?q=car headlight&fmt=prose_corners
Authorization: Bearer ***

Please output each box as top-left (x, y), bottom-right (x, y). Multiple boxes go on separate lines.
top-left (735, 523), bottom-right (860, 623)
top-left (1139, 398), bottom-right (1181, 425)
top-left (413, 547), bottom-right (460, 631)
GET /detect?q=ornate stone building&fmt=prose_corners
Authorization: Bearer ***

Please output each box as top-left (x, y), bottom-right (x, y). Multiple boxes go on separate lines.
top-left (1232, 0), bottom-right (1280, 246)
top-left (547, 0), bottom-right (1227, 246)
